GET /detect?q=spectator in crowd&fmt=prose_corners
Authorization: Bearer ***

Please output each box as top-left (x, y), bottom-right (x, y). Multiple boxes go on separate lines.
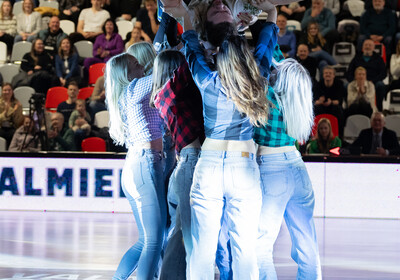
top-left (18, 38), bottom-right (59, 93)
top-left (346, 39), bottom-right (387, 111)
top-left (388, 40), bottom-right (400, 91)
top-left (47, 112), bottom-right (75, 151)
top-left (89, 75), bottom-right (105, 116)
top-left (279, 0), bottom-right (311, 22)
top-left (296, 43), bottom-right (318, 83)
top-left (59, 0), bottom-right (84, 24)
top-left (299, 21), bottom-right (336, 74)
top-left (37, 16), bottom-right (68, 57)
top-left (83, 18), bottom-right (124, 70)
top-left (359, 0), bottom-right (396, 59)
top-left (276, 13), bottom-right (296, 58)
top-left (74, 0), bottom-right (110, 43)
top-left (69, 98), bottom-right (91, 150)
top-left (125, 26), bottom-right (151, 49)
top-left (308, 118), bottom-right (342, 154)
top-left (347, 66), bottom-right (377, 117)
top-left (351, 112), bottom-right (399, 155)
top-left (8, 116), bottom-right (39, 152)
top-left (0, 83), bottom-right (24, 148)
top-left (313, 65), bottom-right (345, 135)
top-left (15, 0), bottom-right (41, 43)
top-left (55, 37), bottom-right (81, 87)
top-left (0, 0), bottom-right (17, 54)
top-left (135, 0), bottom-right (159, 41)
top-left (324, 0), bottom-right (340, 15)
top-left (57, 81), bottom-right (79, 126)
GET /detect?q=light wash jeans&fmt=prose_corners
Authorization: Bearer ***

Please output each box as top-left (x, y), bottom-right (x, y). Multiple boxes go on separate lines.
top-left (256, 150), bottom-right (322, 280)
top-left (160, 147), bottom-right (200, 280)
top-left (113, 148), bottom-right (167, 280)
top-left (189, 150), bottom-right (262, 280)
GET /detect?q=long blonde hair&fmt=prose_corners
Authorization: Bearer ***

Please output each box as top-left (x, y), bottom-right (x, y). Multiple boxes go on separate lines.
top-left (217, 35), bottom-right (269, 126)
top-left (273, 58), bottom-right (314, 142)
top-left (126, 41), bottom-right (156, 76)
top-left (105, 53), bottom-right (141, 145)
top-left (307, 22), bottom-right (326, 48)
top-left (316, 118), bottom-right (334, 153)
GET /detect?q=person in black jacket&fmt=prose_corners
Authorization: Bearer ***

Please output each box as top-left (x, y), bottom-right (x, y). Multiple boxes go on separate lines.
top-left (351, 112), bottom-right (399, 155)
top-left (346, 39), bottom-right (387, 111)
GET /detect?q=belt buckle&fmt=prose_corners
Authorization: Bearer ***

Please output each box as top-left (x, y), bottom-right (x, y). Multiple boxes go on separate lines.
top-left (241, 152), bottom-right (249, 158)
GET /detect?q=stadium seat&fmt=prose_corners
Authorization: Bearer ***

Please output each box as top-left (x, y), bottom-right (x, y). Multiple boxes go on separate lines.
top-left (45, 87), bottom-right (68, 112)
top-left (382, 89), bottom-right (400, 113)
top-left (0, 136), bottom-right (6, 151)
top-left (14, 86), bottom-right (35, 114)
top-left (74, 40), bottom-right (93, 58)
top-left (385, 115), bottom-right (400, 139)
top-left (81, 137), bottom-right (106, 152)
top-left (88, 63), bottom-right (105, 85)
top-left (312, 114), bottom-right (339, 138)
top-left (78, 87), bottom-right (94, 100)
top-left (0, 41), bottom-right (7, 64)
top-left (39, 0), bottom-right (59, 9)
top-left (344, 114), bottom-right (370, 141)
top-left (374, 42), bottom-right (386, 64)
top-left (116, 20), bottom-right (133, 40)
top-left (0, 63), bottom-right (20, 83)
top-left (60, 20), bottom-right (75, 35)
top-left (13, 1), bottom-right (23, 16)
top-left (286, 20), bottom-right (301, 31)
top-left (11, 41), bottom-right (32, 64)
top-left (94, 110), bottom-right (109, 128)
top-left (332, 42), bottom-right (356, 65)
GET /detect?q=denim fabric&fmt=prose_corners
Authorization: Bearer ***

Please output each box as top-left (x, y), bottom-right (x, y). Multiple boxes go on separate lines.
top-left (189, 150), bottom-right (262, 280)
top-left (160, 147), bottom-right (200, 280)
top-left (113, 148), bottom-right (167, 280)
top-left (216, 209), bottom-right (233, 280)
top-left (256, 150), bottom-right (321, 280)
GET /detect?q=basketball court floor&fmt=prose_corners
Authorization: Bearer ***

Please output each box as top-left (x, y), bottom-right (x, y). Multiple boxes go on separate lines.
top-left (1, 211), bottom-right (399, 279)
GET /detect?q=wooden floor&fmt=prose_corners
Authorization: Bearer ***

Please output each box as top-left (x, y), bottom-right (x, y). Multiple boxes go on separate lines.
top-left (0, 211), bottom-right (399, 279)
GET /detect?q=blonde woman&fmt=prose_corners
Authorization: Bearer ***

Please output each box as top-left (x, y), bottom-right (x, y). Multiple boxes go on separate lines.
top-left (106, 46), bottom-right (166, 280)
top-left (0, 0), bottom-right (16, 53)
top-left (308, 118), bottom-right (341, 154)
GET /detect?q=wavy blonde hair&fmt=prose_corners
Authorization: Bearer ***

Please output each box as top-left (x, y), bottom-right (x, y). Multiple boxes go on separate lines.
top-left (217, 35), bottom-right (270, 126)
top-left (273, 58), bottom-right (314, 142)
top-left (126, 41), bottom-right (156, 76)
top-left (105, 53), bottom-right (141, 145)
top-left (307, 22), bottom-right (326, 48)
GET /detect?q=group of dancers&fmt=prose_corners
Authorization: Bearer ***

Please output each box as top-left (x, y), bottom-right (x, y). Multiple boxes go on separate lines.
top-left (105, 0), bottom-right (322, 279)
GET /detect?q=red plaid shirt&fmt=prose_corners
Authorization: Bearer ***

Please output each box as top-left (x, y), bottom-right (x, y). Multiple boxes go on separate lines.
top-left (154, 62), bottom-right (204, 153)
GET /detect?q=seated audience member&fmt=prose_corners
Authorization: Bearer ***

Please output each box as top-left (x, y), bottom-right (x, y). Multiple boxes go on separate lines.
top-left (47, 112), bottom-right (75, 151)
top-left (37, 16), bottom-right (68, 57)
top-left (351, 112), bottom-right (399, 155)
top-left (296, 43), bottom-right (318, 83)
top-left (8, 116), bottom-right (39, 152)
top-left (57, 82), bottom-right (79, 126)
top-left (83, 18), bottom-right (124, 70)
top-left (276, 13), bottom-right (296, 58)
top-left (358, 0), bottom-right (396, 60)
top-left (346, 39), bottom-right (387, 111)
top-left (0, 0), bottom-right (17, 54)
top-left (308, 118), bottom-right (342, 154)
top-left (313, 65), bottom-right (345, 135)
top-left (59, 0), bottom-right (84, 24)
top-left (388, 40), bottom-right (400, 91)
top-left (0, 83), bottom-right (24, 148)
top-left (299, 21), bottom-right (336, 72)
top-left (55, 37), bottom-right (82, 87)
top-left (16, 38), bottom-right (59, 93)
top-left (89, 75), bottom-right (105, 116)
top-left (74, 0), bottom-right (110, 43)
top-left (279, 0), bottom-right (311, 22)
top-left (125, 26), bottom-right (151, 49)
top-left (347, 66), bottom-right (377, 117)
top-left (135, 0), bottom-right (159, 41)
top-left (69, 98), bottom-right (91, 150)
top-left (15, 0), bottom-right (41, 43)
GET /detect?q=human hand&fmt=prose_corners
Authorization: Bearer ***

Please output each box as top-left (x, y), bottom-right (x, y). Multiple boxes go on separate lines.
top-left (164, 0), bottom-right (189, 19)
top-left (323, 98), bottom-right (332, 106)
top-left (63, 9), bottom-right (72, 15)
top-left (34, 65), bottom-right (42, 70)
top-left (311, 6), bottom-right (322, 17)
top-left (71, 6), bottom-right (79, 12)
top-left (237, 12), bottom-right (253, 29)
top-left (376, 147), bottom-right (387, 156)
top-left (252, 0), bottom-right (276, 12)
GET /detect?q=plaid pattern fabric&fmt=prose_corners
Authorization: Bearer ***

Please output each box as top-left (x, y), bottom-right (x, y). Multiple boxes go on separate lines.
top-left (120, 75), bottom-right (163, 147)
top-left (182, 30), bottom-right (254, 140)
top-left (154, 62), bottom-right (205, 153)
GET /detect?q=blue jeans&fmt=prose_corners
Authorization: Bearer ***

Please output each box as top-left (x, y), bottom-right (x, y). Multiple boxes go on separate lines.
top-left (113, 148), bottom-right (167, 280)
top-left (189, 150), bottom-right (262, 280)
top-left (256, 150), bottom-right (321, 280)
top-left (160, 147), bottom-right (200, 280)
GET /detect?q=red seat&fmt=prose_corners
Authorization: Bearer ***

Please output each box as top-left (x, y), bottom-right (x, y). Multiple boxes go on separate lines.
top-left (78, 87), bottom-right (94, 100)
top-left (312, 114), bottom-right (339, 138)
top-left (45, 87), bottom-right (68, 112)
top-left (374, 42), bottom-right (386, 64)
top-left (81, 137), bottom-right (106, 152)
top-left (88, 63), bottom-right (105, 85)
